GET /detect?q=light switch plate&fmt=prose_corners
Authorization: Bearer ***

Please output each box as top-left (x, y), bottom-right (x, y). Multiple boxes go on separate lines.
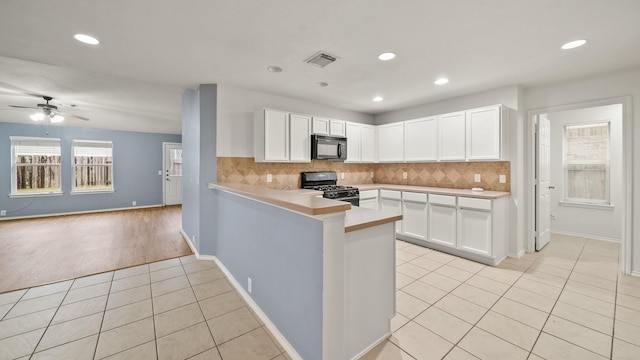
top-left (474, 174), bottom-right (481, 182)
top-left (402, 172), bottom-right (407, 180)
top-left (341, 172), bottom-right (345, 179)
top-left (158, 170), bottom-right (162, 175)
top-left (499, 175), bottom-right (506, 183)
top-left (267, 174), bottom-right (273, 183)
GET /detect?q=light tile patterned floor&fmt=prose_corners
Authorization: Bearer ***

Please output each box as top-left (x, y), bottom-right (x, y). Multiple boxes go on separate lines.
top-left (1, 234), bottom-right (639, 359)
top-left (364, 234), bottom-right (640, 360)
top-left (0, 255), bottom-right (290, 360)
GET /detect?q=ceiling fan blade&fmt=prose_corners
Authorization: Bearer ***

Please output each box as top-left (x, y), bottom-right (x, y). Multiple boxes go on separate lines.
top-left (57, 112), bottom-right (90, 121)
top-left (8, 105), bottom-right (40, 109)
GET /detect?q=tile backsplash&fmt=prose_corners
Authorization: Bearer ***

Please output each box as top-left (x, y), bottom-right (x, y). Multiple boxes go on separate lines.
top-left (217, 157), bottom-right (510, 192)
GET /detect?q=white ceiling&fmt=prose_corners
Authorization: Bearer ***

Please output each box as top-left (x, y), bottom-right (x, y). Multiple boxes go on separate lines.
top-left (1, 0), bottom-right (639, 134)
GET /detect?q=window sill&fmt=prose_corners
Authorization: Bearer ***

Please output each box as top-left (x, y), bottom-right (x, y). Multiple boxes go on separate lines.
top-left (9, 192), bottom-right (63, 198)
top-left (70, 190), bottom-right (115, 195)
top-left (559, 200), bottom-right (614, 211)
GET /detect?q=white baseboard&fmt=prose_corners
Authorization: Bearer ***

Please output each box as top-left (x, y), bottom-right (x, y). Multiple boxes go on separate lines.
top-left (197, 255), bottom-right (303, 360)
top-left (631, 271), bottom-right (640, 278)
top-left (0, 204), bottom-right (163, 221)
top-left (508, 249), bottom-right (526, 258)
top-left (350, 331), bottom-right (389, 360)
top-left (179, 229), bottom-right (198, 255)
top-left (550, 230), bottom-right (621, 243)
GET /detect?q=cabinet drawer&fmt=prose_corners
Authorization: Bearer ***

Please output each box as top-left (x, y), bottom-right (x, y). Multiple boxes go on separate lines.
top-left (380, 189), bottom-right (402, 200)
top-left (402, 191), bottom-right (427, 203)
top-left (458, 197), bottom-right (492, 210)
top-left (429, 194), bottom-right (456, 206)
top-left (360, 190), bottom-right (378, 200)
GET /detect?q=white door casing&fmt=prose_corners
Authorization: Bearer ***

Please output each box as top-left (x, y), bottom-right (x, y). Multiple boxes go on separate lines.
top-left (164, 142), bottom-right (183, 205)
top-left (536, 115), bottom-right (551, 250)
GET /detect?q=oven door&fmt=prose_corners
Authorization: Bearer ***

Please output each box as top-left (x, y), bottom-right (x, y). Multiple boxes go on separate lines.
top-left (312, 135), bottom-right (347, 161)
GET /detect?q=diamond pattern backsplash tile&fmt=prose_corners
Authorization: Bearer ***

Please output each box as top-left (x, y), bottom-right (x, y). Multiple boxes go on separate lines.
top-left (217, 158), bottom-right (510, 192)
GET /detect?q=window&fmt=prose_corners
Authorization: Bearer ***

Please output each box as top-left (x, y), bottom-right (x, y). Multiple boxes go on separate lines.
top-left (563, 122), bottom-right (610, 204)
top-left (11, 137), bottom-right (62, 195)
top-left (72, 140), bottom-right (113, 193)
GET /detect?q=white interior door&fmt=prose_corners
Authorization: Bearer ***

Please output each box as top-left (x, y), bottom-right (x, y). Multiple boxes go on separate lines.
top-left (536, 115), bottom-right (551, 250)
top-left (164, 143), bottom-right (183, 205)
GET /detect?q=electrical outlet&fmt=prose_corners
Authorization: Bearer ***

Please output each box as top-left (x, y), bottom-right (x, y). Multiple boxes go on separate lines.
top-left (370, 172), bottom-right (374, 178)
top-left (341, 172), bottom-right (345, 179)
top-left (247, 277), bottom-right (252, 293)
top-left (266, 174), bottom-right (273, 183)
top-left (0, 210), bottom-right (6, 216)
top-left (474, 174), bottom-right (481, 182)
top-left (402, 172), bottom-right (407, 180)
top-left (132, 201), bottom-right (137, 206)
top-left (551, 213), bottom-right (556, 220)
top-left (499, 175), bottom-right (506, 183)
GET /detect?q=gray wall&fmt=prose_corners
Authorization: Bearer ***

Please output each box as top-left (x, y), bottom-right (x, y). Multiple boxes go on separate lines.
top-left (215, 189), bottom-right (323, 360)
top-left (181, 84), bottom-right (218, 255)
top-left (0, 122), bottom-right (181, 218)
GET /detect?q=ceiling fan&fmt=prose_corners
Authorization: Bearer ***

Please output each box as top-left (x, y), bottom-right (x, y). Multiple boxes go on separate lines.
top-left (8, 96), bottom-right (90, 123)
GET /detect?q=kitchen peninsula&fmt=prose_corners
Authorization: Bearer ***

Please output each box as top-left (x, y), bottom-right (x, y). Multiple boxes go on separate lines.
top-left (207, 182), bottom-right (401, 360)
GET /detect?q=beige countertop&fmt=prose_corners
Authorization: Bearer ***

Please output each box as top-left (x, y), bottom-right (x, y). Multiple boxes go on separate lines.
top-left (354, 184), bottom-right (510, 199)
top-left (208, 182), bottom-right (350, 215)
top-left (208, 182), bottom-right (403, 232)
top-left (344, 206), bottom-right (402, 233)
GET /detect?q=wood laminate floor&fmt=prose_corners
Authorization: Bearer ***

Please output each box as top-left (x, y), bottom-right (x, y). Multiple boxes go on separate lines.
top-left (0, 206), bottom-right (192, 294)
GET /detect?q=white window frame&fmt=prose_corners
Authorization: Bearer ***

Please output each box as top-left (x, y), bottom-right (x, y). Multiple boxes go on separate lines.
top-left (562, 120), bottom-right (611, 205)
top-left (71, 140), bottom-right (115, 194)
top-left (10, 136), bottom-right (63, 197)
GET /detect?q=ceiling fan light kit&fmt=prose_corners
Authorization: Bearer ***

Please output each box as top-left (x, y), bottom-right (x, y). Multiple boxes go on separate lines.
top-left (8, 95), bottom-right (90, 123)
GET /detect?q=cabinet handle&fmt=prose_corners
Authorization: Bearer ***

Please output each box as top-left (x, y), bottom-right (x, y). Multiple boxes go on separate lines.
top-left (548, 186), bottom-right (555, 189)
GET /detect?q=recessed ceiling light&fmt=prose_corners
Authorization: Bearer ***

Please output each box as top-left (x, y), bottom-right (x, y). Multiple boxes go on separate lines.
top-left (373, 96), bottom-right (383, 102)
top-left (73, 33), bottom-right (100, 45)
top-left (378, 52), bottom-right (396, 61)
top-left (561, 39), bottom-right (587, 50)
top-left (267, 65), bottom-right (283, 73)
top-left (434, 78), bottom-right (449, 85)
top-left (316, 82), bottom-right (329, 87)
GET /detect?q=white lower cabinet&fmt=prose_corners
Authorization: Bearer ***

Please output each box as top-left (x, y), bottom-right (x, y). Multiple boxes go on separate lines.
top-left (427, 195), bottom-right (457, 247)
top-left (379, 190), bottom-right (402, 234)
top-left (402, 192), bottom-right (428, 240)
top-left (457, 197), bottom-right (492, 256)
top-left (359, 190), bottom-right (379, 210)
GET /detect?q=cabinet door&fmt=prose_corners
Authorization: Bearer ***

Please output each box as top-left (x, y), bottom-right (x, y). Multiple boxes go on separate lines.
top-left (467, 106), bottom-right (501, 160)
top-left (458, 209), bottom-right (492, 256)
top-left (312, 117), bottom-right (330, 135)
top-left (380, 190), bottom-right (402, 234)
top-left (359, 198), bottom-right (379, 210)
top-left (438, 112), bottom-right (466, 161)
top-left (360, 125), bottom-right (375, 163)
top-left (345, 122), bottom-right (361, 162)
top-left (402, 192), bottom-right (428, 240)
top-left (289, 113), bottom-right (311, 162)
top-left (330, 120), bottom-right (346, 137)
top-left (428, 204), bottom-right (457, 247)
top-left (264, 109), bottom-right (289, 161)
top-left (405, 117), bottom-right (438, 161)
top-left (378, 123), bottom-right (405, 162)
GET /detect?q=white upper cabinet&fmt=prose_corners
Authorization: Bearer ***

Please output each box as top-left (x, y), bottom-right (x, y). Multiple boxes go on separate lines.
top-left (345, 122), bottom-right (361, 163)
top-left (255, 109), bottom-right (311, 163)
top-left (312, 117), bottom-right (330, 135)
top-left (377, 122), bottom-right (405, 162)
top-left (330, 120), bottom-right (346, 137)
top-left (404, 117), bottom-right (438, 162)
top-left (438, 111), bottom-right (466, 161)
top-left (360, 124), bottom-right (376, 163)
top-left (466, 105), bottom-right (501, 160)
top-left (289, 113), bottom-right (312, 162)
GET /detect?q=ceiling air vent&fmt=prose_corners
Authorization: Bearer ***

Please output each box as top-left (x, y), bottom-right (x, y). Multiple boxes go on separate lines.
top-left (304, 51), bottom-right (338, 68)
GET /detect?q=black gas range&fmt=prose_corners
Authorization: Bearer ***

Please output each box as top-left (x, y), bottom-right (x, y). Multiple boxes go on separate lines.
top-left (301, 171), bottom-right (359, 206)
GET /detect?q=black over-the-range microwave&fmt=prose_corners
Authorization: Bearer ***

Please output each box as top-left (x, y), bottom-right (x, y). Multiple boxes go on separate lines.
top-left (311, 134), bottom-right (347, 162)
